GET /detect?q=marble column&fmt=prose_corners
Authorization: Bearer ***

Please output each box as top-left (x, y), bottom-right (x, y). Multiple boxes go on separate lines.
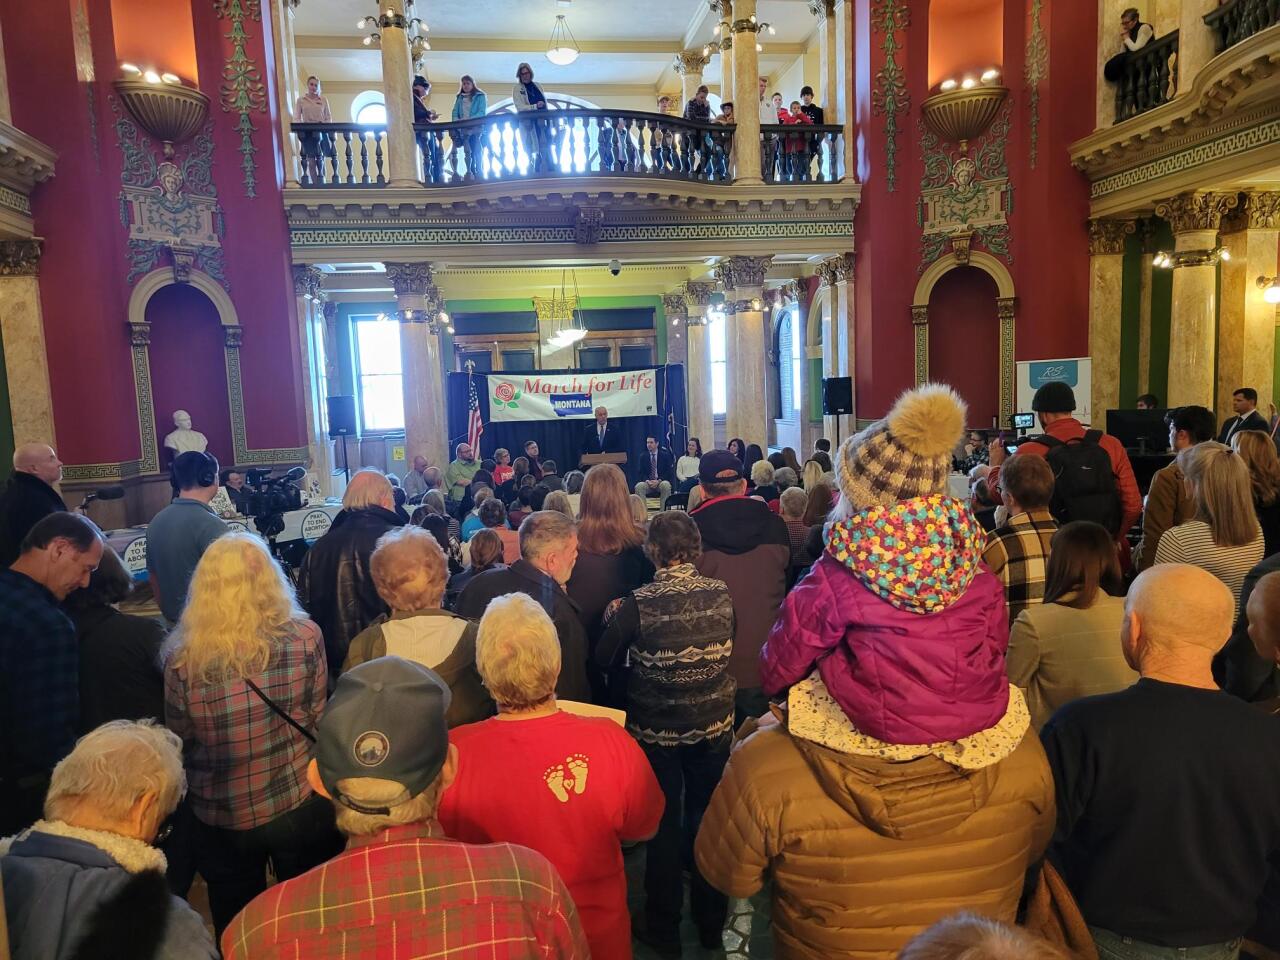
top-left (674, 50), bottom-right (711, 108)
top-left (817, 253), bottom-right (854, 438)
top-left (0, 240), bottom-right (56, 448)
top-left (1219, 193), bottom-right (1280, 416)
top-left (683, 281), bottom-right (715, 449)
top-left (834, 0), bottom-right (853, 176)
top-left (810, 0), bottom-right (837, 111)
top-left (385, 262), bottom-right (447, 469)
top-left (1087, 219), bottom-right (1135, 420)
top-left (662, 292), bottom-right (690, 367)
top-left (271, 0), bottom-right (302, 187)
top-left (717, 256), bottom-right (772, 444)
top-left (710, 0), bottom-right (734, 103)
top-left (1155, 192), bottom-right (1240, 409)
top-left (380, 0), bottom-right (420, 187)
top-left (730, 0), bottom-right (763, 183)
top-left (292, 265), bottom-right (334, 495)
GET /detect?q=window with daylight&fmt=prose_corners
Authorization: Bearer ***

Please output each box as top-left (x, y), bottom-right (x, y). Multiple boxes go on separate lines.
top-left (351, 90), bottom-right (387, 126)
top-left (352, 314), bottom-right (404, 431)
top-left (709, 308), bottom-right (728, 416)
top-left (778, 305), bottom-right (802, 415)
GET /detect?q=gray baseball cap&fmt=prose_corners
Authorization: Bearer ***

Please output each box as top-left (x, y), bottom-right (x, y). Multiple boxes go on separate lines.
top-left (315, 656), bottom-right (452, 814)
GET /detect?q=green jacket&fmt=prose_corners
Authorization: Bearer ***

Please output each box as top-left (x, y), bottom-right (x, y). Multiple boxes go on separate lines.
top-left (445, 459), bottom-right (480, 500)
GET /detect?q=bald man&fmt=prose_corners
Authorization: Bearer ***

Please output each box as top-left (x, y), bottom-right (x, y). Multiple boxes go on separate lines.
top-left (0, 442), bottom-right (67, 567)
top-left (1043, 564), bottom-right (1280, 958)
top-left (581, 405), bottom-right (623, 459)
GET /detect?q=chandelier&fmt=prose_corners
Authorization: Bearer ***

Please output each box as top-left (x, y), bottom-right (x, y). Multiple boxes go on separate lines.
top-left (546, 14), bottom-right (580, 66)
top-left (538, 270), bottom-right (587, 348)
top-left (359, 2), bottom-right (430, 63)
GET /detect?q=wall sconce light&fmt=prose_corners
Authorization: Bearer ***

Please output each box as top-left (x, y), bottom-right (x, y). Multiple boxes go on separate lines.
top-left (750, 296), bottom-right (763, 311)
top-left (1258, 276), bottom-right (1280, 304)
top-left (922, 67), bottom-right (1007, 152)
top-left (359, 2), bottom-right (430, 59)
top-left (114, 65), bottom-right (209, 158)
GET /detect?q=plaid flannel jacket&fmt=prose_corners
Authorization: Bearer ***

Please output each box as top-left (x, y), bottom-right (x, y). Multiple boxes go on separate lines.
top-left (221, 823), bottom-right (589, 959)
top-left (164, 619), bottom-right (326, 829)
top-left (981, 509), bottom-right (1058, 621)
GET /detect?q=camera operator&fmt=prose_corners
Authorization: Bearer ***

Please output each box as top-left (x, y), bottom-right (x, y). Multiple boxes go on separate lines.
top-left (146, 451), bottom-right (228, 624)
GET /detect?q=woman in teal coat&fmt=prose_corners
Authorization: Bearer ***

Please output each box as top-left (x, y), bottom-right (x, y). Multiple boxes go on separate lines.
top-left (452, 75), bottom-right (488, 178)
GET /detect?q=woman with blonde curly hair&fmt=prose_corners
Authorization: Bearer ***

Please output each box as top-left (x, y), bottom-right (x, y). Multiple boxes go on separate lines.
top-left (1231, 429), bottom-right (1280, 556)
top-left (164, 532), bottom-right (341, 938)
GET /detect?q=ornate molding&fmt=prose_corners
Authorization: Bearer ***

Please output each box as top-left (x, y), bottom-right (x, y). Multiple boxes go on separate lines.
top-left (573, 204), bottom-right (604, 245)
top-left (951, 231), bottom-right (972, 265)
top-left (0, 238), bottom-right (42, 276)
top-left (871, 0), bottom-right (910, 193)
top-left (1087, 218), bottom-right (1137, 256)
top-left (911, 305), bottom-right (929, 325)
top-left (1024, 0), bottom-right (1047, 169)
top-left (0, 120), bottom-right (57, 191)
top-left (715, 255), bottom-right (771, 291)
top-left (292, 263), bottom-right (326, 300)
top-left (815, 252), bottom-right (854, 287)
top-left (708, 0), bottom-right (732, 15)
top-left (661, 292), bottom-right (689, 317)
top-left (997, 297), bottom-right (1016, 424)
top-left (673, 49), bottom-right (712, 76)
top-left (384, 261), bottom-right (435, 297)
top-left (224, 325), bottom-right (244, 348)
top-left (213, 0), bottom-right (268, 198)
top-left (1225, 191), bottom-right (1280, 231)
top-left (912, 306), bottom-right (928, 386)
top-left (128, 321), bottom-right (151, 347)
top-left (1154, 192), bottom-right (1239, 235)
top-left (170, 244), bottom-right (196, 283)
top-left (808, 0), bottom-right (835, 20)
top-left (683, 280), bottom-right (716, 308)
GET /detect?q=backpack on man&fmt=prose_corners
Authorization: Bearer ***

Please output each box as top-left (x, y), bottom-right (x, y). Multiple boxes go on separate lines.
top-left (1033, 430), bottom-right (1121, 535)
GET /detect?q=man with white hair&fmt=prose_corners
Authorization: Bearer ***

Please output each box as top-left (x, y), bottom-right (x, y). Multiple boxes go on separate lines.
top-left (439, 593), bottom-right (664, 960)
top-left (1, 719), bottom-right (216, 960)
top-left (455, 509), bottom-right (591, 700)
top-left (1043, 563), bottom-right (1280, 958)
top-left (402, 454), bottom-right (430, 501)
top-left (222, 657), bottom-right (588, 959)
top-left (0, 441), bottom-right (66, 566)
top-left (298, 467), bottom-right (404, 676)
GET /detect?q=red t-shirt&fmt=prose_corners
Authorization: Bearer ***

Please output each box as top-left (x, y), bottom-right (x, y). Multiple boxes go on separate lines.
top-left (439, 711), bottom-right (664, 960)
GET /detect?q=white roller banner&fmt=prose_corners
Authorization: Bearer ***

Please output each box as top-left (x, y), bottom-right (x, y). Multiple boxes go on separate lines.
top-left (485, 369), bottom-right (659, 421)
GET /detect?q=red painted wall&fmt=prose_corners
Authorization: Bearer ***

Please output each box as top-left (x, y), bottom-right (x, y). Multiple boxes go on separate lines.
top-left (146, 284), bottom-right (234, 464)
top-left (928, 266), bottom-right (1001, 427)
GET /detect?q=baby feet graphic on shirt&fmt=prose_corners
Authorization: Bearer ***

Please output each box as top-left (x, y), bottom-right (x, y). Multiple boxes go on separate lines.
top-left (543, 764), bottom-right (570, 803)
top-left (566, 754), bottom-right (589, 795)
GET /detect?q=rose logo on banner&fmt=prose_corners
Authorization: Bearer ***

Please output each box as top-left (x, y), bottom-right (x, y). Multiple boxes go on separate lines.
top-left (492, 382), bottom-right (522, 409)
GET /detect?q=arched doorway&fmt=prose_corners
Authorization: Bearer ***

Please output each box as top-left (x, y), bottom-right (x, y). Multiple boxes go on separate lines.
top-left (928, 266), bottom-right (1000, 427)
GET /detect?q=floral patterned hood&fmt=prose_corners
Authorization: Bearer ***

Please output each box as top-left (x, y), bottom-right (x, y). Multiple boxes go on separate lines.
top-left (824, 494), bottom-right (987, 615)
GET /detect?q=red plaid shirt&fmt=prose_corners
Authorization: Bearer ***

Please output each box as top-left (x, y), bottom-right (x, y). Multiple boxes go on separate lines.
top-left (221, 822), bottom-right (589, 959)
top-left (164, 619), bottom-right (327, 829)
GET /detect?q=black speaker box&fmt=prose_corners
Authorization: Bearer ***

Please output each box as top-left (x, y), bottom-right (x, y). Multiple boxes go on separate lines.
top-left (327, 396), bottom-right (357, 437)
top-left (822, 377), bottom-right (853, 416)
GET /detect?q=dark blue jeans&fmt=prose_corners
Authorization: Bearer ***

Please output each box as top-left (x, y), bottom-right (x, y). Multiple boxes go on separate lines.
top-left (1092, 927), bottom-right (1242, 960)
top-left (640, 738), bottom-right (730, 943)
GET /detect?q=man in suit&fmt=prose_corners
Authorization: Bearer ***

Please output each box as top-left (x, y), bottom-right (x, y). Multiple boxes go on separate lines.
top-left (581, 406), bottom-right (623, 457)
top-left (1219, 387), bottom-right (1269, 443)
top-left (633, 435), bottom-right (676, 503)
top-left (0, 442), bottom-right (67, 567)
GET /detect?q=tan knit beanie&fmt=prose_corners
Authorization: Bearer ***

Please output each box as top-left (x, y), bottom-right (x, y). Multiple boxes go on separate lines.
top-left (837, 383), bottom-right (967, 512)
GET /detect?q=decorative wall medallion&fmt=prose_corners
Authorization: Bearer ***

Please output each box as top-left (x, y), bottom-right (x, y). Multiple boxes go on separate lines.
top-left (1024, 0), bottom-right (1047, 169)
top-left (115, 97), bottom-right (226, 288)
top-left (918, 105), bottom-right (1012, 270)
top-left (871, 0), bottom-right (910, 193)
top-left (213, 0), bottom-right (268, 198)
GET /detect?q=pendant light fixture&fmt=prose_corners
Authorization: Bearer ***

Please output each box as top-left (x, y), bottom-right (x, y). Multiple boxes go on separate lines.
top-left (546, 14), bottom-right (580, 66)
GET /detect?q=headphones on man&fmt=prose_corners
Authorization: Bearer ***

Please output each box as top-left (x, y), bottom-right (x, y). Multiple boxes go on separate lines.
top-left (171, 451), bottom-right (219, 491)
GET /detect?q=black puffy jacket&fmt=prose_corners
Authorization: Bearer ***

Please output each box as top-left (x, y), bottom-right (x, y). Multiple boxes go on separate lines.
top-left (296, 505), bottom-right (403, 677)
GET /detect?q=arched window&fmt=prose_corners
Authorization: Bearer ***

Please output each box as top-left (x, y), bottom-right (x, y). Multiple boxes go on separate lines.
top-left (776, 304), bottom-right (802, 416)
top-left (486, 92), bottom-right (602, 113)
top-left (350, 90), bottom-right (387, 126)
top-left (708, 308), bottom-right (728, 416)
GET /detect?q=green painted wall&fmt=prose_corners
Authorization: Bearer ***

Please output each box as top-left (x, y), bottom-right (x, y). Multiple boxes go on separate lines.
top-left (0, 332), bottom-right (13, 476)
top-left (808, 357), bottom-right (823, 422)
top-left (1147, 220), bottom-right (1175, 407)
top-left (1119, 233), bottom-right (1144, 405)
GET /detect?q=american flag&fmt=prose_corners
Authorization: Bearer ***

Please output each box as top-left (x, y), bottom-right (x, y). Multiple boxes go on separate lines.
top-left (467, 370), bottom-right (485, 451)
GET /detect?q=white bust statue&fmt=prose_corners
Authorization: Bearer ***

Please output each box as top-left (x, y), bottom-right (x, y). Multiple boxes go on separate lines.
top-left (164, 409), bottom-right (209, 455)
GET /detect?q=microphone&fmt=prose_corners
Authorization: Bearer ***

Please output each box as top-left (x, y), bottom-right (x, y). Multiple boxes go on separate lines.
top-left (79, 485), bottom-right (125, 510)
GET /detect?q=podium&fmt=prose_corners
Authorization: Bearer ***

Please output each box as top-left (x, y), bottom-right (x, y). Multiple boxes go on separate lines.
top-left (580, 452), bottom-right (628, 471)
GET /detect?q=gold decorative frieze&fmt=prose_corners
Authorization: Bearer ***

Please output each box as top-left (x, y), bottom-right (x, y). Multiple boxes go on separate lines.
top-left (673, 49), bottom-right (712, 75)
top-left (715, 256), bottom-right (772, 292)
top-left (1087, 218), bottom-right (1136, 256)
top-left (384, 261), bottom-right (435, 297)
top-left (661, 292), bottom-right (689, 317)
top-left (683, 280), bottom-right (716, 308)
top-left (1223, 191), bottom-right (1280, 231)
top-left (815, 252), bottom-right (854, 287)
top-left (292, 263), bottom-right (326, 300)
top-left (1154, 192), bottom-right (1239, 235)
top-left (0, 238), bottom-right (42, 276)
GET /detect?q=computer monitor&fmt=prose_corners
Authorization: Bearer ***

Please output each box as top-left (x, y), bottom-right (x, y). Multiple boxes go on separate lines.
top-left (1106, 408), bottom-right (1169, 454)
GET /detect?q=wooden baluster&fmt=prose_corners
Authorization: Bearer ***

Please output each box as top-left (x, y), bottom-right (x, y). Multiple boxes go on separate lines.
top-left (375, 132), bottom-right (385, 184)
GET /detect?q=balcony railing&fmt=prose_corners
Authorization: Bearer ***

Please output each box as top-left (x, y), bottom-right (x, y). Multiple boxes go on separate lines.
top-left (1114, 29), bottom-right (1179, 123)
top-left (1204, 0), bottom-right (1280, 53)
top-left (291, 109), bottom-right (845, 188)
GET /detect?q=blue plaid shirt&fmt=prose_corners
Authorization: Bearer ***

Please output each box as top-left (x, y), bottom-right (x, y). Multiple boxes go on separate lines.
top-left (0, 569), bottom-right (78, 781)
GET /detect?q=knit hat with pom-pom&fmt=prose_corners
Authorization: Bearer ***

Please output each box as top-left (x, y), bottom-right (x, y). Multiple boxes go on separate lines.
top-left (837, 383), bottom-right (967, 512)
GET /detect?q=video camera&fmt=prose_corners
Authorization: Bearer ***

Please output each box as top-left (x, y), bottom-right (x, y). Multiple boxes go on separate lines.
top-left (244, 466), bottom-right (305, 540)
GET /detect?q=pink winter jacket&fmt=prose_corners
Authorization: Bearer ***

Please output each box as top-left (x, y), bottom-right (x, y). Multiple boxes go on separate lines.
top-left (761, 494), bottom-right (1010, 745)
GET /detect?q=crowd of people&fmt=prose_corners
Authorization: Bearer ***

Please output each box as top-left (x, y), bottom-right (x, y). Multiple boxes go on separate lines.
top-left (6, 378), bottom-right (1280, 959)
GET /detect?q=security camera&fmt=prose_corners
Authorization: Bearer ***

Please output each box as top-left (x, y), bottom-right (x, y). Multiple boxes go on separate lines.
top-left (608, 259), bottom-right (621, 276)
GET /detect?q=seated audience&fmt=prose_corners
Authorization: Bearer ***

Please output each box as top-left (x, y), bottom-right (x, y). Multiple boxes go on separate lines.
top-left (66, 545), bottom-right (166, 730)
top-left (1, 720), bottom-right (216, 960)
top-left (702, 393), bottom-right (1051, 957)
top-left (800, 479), bottom-right (835, 562)
top-left (1231, 429), bottom-right (1280, 556)
top-left (1218, 551), bottom-right (1280, 702)
top-left (222, 657), bottom-right (588, 958)
top-left (164, 533), bottom-right (341, 936)
top-left (774, 465), bottom-right (799, 493)
top-left (444, 442), bottom-right (479, 502)
top-left (508, 484), bottom-right (536, 527)
top-left (566, 465), bottom-right (654, 688)
top-left (971, 476), bottom-right (1000, 532)
top-left (634, 435), bottom-right (676, 504)
top-left (779, 487), bottom-right (812, 576)
top-left (422, 464), bottom-right (444, 496)
top-left (491, 447), bottom-right (514, 487)
top-left (412, 510), bottom-right (463, 576)
top-left (508, 455), bottom-right (531, 496)
top-left (297, 468), bottom-right (403, 675)
top-left (814, 437), bottom-right (832, 457)
top-left (147, 451), bottom-right (227, 624)
top-left (1133, 404), bottom-right (1215, 571)
top-left (473, 495), bottom-right (518, 561)
top-left (767, 451), bottom-right (787, 471)
top-left (402, 454), bottom-right (430, 502)
top-left (524, 440), bottom-right (545, 481)
top-left (751, 459), bottom-right (780, 502)
top-left (564, 469), bottom-right (585, 515)
top-left (342, 526), bottom-right (492, 725)
top-left (438, 593), bottom-right (665, 960)
top-left (1043, 563), bottom-right (1280, 958)
top-left (544, 489), bottom-right (576, 521)
top-left (455, 510), bottom-right (590, 701)
top-left (693, 450), bottom-right (790, 726)
top-left (1136, 393), bottom-right (1159, 410)
top-left (677, 437), bottom-right (703, 491)
top-left (727, 438), bottom-right (746, 464)
top-left (540, 459), bottom-right (563, 490)
top-left (686, 484), bottom-right (706, 512)
top-left (422, 488), bottom-right (461, 541)
top-left (898, 913), bottom-right (1068, 960)
top-left (1007, 521), bottom-right (1135, 731)
top-left (445, 527), bottom-right (505, 609)
top-left (629, 493), bottom-right (649, 526)
top-left (596, 512), bottom-right (734, 955)
top-left (0, 441), bottom-right (67, 567)
top-left (800, 458), bottom-right (824, 492)
top-left (1154, 441), bottom-right (1264, 602)
top-left (982, 453), bottom-right (1058, 620)
top-left (811, 449), bottom-right (833, 474)
top-left (743, 443), bottom-right (766, 482)
top-left (781, 446), bottom-right (803, 475)
top-left (460, 486), bottom-right (494, 540)
top-left (0, 512), bottom-right (103, 834)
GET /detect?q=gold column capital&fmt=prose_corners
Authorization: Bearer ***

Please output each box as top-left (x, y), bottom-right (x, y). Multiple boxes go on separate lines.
top-left (1154, 192), bottom-right (1240, 235)
top-left (715, 255), bottom-right (772, 292)
top-left (383, 261), bottom-right (435, 297)
top-left (807, 0), bottom-right (835, 21)
top-left (291, 263), bottom-right (326, 301)
top-left (673, 49), bottom-right (711, 75)
top-left (661, 292), bottom-right (689, 316)
top-left (683, 280), bottom-right (716, 307)
top-left (1223, 191), bottom-right (1280, 232)
top-left (815, 252), bottom-right (854, 287)
top-left (0, 238), bottom-right (43, 276)
top-left (1087, 218), bottom-right (1136, 256)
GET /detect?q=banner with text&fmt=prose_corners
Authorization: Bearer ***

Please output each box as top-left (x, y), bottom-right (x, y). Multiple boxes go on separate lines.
top-left (486, 370), bottom-right (659, 421)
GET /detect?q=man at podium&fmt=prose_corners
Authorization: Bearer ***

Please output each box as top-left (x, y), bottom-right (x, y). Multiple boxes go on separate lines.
top-left (581, 406), bottom-right (624, 457)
